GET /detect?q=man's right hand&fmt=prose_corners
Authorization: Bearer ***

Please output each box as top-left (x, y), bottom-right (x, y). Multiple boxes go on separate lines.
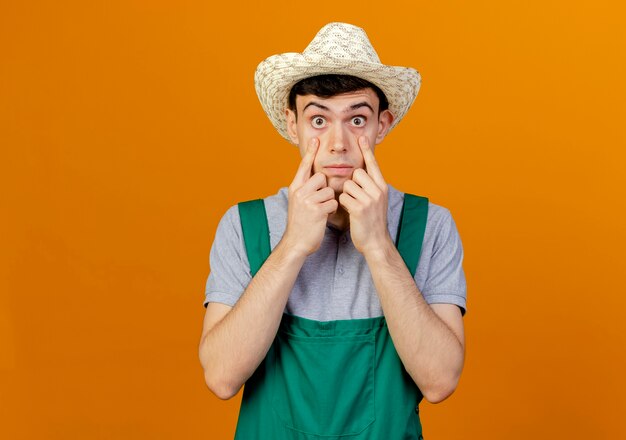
top-left (200, 137), bottom-right (334, 399)
top-left (282, 138), bottom-right (338, 257)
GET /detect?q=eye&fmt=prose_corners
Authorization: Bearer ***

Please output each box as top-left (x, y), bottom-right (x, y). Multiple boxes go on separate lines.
top-left (311, 116), bottom-right (327, 128)
top-left (351, 116), bottom-right (366, 127)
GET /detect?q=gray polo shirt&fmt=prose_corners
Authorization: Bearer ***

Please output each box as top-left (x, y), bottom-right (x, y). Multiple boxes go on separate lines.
top-left (203, 184), bottom-right (467, 320)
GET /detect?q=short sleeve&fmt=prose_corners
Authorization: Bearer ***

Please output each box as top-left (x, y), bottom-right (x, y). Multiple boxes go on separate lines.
top-left (421, 210), bottom-right (467, 315)
top-left (203, 205), bottom-right (252, 308)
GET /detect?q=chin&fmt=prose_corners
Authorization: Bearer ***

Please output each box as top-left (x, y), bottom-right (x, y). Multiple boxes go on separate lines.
top-left (318, 171), bottom-right (353, 192)
top-left (327, 178), bottom-right (348, 195)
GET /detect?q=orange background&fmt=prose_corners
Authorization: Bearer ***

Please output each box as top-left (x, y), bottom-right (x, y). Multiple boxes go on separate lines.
top-left (2, 1), bottom-right (625, 439)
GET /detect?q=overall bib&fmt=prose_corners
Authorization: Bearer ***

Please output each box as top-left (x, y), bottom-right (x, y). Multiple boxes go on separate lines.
top-left (234, 193), bottom-right (429, 440)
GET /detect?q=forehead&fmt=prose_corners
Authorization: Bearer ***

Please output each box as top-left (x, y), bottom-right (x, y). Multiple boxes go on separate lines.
top-left (295, 88), bottom-right (379, 113)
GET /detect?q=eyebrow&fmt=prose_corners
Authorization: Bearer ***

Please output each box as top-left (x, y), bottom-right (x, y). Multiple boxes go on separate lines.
top-left (347, 102), bottom-right (374, 113)
top-left (302, 101), bottom-right (374, 114)
top-left (302, 101), bottom-right (330, 112)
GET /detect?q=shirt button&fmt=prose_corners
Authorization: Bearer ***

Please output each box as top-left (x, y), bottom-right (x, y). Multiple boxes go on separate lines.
top-left (338, 267), bottom-right (344, 275)
top-left (342, 236), bottom-right (348, 244)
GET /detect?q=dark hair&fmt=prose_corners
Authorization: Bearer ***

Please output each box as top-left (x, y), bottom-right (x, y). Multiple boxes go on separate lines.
top-left (287, 74), bottom-right (389, 116)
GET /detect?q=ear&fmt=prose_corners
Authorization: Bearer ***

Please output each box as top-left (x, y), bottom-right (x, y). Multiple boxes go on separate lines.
top-left (285, 109), bottom-right (300, 145)
top-left (375, 109), bottom-right (394, 145)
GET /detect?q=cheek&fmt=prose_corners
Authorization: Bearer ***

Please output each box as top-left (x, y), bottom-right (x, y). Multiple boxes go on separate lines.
top-left (354, 156), bottom-right (365, 169)
top-left (296, 126), bottom-right (320, 149)
top-left (298, 121), bottom-right (316, 137)
top-left (362, 124), bottom-right (379, 139)
top-left (313, 159), bottom-right (324, 173)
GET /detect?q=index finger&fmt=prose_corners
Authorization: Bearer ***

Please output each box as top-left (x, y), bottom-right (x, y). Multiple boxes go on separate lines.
top-left (291, 137), bottom-right (319, 187)
top-left (358, 136), bottom-right (386, 187)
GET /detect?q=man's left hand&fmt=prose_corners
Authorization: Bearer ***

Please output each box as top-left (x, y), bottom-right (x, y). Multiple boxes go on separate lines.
top-left (339, 136), bottom-right (392, 255)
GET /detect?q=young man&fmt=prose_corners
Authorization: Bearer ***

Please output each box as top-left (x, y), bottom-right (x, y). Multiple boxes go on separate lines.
top-left (199, 23), bottom-right (467, 439)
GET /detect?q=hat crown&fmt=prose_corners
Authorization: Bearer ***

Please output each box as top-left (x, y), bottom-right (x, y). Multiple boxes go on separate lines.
top-left (302, 22), bottom-right (381, 64)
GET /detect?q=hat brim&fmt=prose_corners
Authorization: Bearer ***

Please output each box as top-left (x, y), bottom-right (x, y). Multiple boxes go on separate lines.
top-left (254, 52), bottom-right (421, 144)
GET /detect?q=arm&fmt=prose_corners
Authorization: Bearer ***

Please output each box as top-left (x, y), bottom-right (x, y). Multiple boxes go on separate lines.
top-left (340, 136), bottom-right (465, 404)
top-left (364, 241), bottom-right (465, 404)
top-left (199, 239), bottom-right (307, 400)
top-left (198, 138), bottom-right (338, 400)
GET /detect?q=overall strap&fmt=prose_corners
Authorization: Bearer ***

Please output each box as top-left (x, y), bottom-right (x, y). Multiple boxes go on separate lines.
top-left (238, 193), bottom-right (429, 279)
top-left (395, 193), bottom-right (429, 277)
top-left (238, 199), bottom-right (271, 277)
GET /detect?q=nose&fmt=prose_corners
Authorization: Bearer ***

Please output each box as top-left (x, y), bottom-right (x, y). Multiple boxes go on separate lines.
top-left (326, 122), bottom-right (350, 153)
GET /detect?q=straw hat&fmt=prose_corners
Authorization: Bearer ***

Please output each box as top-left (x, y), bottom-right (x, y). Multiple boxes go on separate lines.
top-left (254, 22), bottom-right (421, 144)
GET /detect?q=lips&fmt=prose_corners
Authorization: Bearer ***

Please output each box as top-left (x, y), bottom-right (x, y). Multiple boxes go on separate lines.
top-left (324, 164), bottom-right (354, 176)
top-left (325, 164), bottom-right (353, 168)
